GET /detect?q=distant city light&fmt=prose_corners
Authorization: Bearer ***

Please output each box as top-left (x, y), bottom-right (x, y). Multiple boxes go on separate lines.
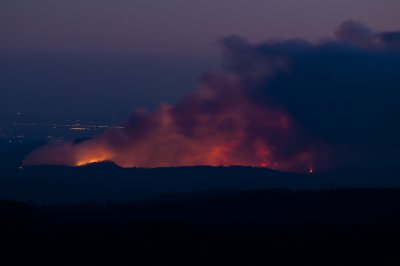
top-left (1, 111), bottom-right (121, 144)
top-left (70, 127), bottom-right (90, 131)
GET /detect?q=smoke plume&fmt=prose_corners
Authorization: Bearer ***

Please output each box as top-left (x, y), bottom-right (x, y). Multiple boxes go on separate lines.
top-left (24, 20), bottom-right (400, 172)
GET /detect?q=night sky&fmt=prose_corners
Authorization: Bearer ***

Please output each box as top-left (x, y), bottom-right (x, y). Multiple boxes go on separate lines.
top-left (1, 0), bottom-right (400, 123)
top-left (1, 1), bottom-right (400, 171)
top-left (3, 3), bottom-right (400, 259)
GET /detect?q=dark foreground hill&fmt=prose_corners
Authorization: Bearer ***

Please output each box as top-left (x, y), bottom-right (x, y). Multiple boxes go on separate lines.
top-left (0, 164), bottom-right (397, 203)
top-left (2, 143), bottom-right (400, 203)
top-left (2, 144), bottom-right (400, 264)
top-left (2, 188), bottom-right (400, 265)
top-left (1, 161), bottom-right (400, 203)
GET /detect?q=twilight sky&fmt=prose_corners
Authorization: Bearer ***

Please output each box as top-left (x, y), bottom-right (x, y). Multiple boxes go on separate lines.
top-left (1, 0), bottom-right (400, 123)
top-left (1, 0), bottom-right (400, 55)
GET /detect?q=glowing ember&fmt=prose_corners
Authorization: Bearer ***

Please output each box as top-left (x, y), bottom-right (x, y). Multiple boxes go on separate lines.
top-left (309, 165), bottom-right (314, 174)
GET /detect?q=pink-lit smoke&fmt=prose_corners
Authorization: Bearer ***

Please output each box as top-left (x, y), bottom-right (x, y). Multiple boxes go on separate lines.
top-left (24, 20), bottom-right (400, 172)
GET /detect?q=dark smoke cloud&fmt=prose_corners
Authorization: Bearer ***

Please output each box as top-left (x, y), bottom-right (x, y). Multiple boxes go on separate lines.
top-left (25, 21), bottom-right (400, 172)
top-left (335, 19), bottom-right (400, 49)
top-left (222, 20), bottom-right (400, 165)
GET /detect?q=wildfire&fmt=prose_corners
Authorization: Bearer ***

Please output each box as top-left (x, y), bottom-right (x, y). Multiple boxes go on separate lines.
top-left (76, 159), bottom-right (106, 167)
top-left (24, 73), bottom-right (320, 173)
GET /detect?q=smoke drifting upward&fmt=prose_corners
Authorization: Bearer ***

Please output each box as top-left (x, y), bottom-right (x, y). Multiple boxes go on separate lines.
top-left (25, 74), bottom-right (316, 171)
top-left (25, 20), bottom-right (400, 172)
